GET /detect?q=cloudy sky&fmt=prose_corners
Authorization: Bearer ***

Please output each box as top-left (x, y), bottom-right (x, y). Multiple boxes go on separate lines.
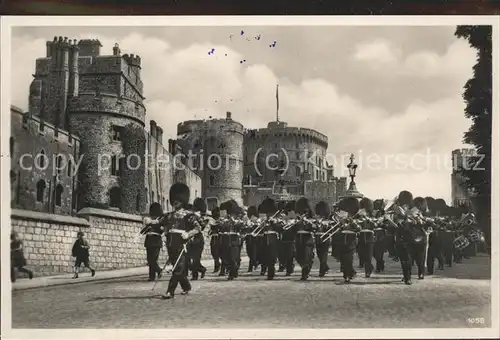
top-left (10, 26), bottom-right (477, 203)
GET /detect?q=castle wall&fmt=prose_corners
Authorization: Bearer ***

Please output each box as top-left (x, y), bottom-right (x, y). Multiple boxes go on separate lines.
top-left (10, 106), bottom-right (80, 216)
top-left (11, 208), bottom-right (217, 277)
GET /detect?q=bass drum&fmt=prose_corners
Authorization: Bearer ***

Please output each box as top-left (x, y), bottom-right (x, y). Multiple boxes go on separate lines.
top-left (358, 229), bottom-right (374, 243)
top-left (373, 228), bottom-right (386, 242)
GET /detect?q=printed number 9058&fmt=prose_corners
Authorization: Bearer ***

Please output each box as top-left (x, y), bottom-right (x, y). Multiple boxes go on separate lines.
top-left (467, 317), bottom-right (485, 324)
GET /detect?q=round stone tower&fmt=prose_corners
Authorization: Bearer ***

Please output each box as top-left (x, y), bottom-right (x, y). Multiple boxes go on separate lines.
top-left (177, 112), bottom-right (244, 206)
top-left (67, 40), bottom-right (147, 211)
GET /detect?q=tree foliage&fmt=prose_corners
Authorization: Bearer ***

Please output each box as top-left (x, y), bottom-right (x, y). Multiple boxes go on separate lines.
top-left (455, 25), bottom-right (492, 244)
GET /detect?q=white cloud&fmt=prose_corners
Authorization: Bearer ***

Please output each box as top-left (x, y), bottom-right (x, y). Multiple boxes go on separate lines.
top-left (354, 38), bottom-right (476, 80)
top-left (353, 39), bottom-right (401, 64)
top-left (10, 30), bottom-right (476, 204)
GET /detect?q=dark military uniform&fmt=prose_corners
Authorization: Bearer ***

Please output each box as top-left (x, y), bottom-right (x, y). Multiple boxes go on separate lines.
top-left (280, 203), bottom-right (297, 276)
top-left (188, 198), bottom-right (208, 280)
top-left (156, 183), bottom-right (202, 299)
top-left (314, 201), bottom-right (332, 277)
top-left (291, 198), bottom-right (316, 281)
top-left (441, 222), bottom-right (455, 267)
top-left (426, 225), bottom-right (444, 274)
top-left (243, 207), bottom-right (259, 272)
top-left (262, 217), bottom-right (283, 280)
top-left (219, 201), bottom-right (243, 280)
top-left (372, 217), bottom-right (387, 273)
top-left (209, 208), bottom-right (222, 273)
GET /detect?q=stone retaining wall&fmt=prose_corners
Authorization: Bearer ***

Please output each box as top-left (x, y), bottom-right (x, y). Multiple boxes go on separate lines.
top-left (11, 208), bottom-right (222, 277)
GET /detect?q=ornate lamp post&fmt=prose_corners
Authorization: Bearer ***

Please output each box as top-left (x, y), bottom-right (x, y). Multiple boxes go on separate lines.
top-left (343, 153), bottom-right (363, 199)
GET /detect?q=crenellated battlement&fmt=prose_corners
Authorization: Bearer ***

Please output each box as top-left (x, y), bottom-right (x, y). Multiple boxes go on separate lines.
top-left (122, 53), bottom-right (142, 68)
top-left (244, 123), bottom-right (328, 148)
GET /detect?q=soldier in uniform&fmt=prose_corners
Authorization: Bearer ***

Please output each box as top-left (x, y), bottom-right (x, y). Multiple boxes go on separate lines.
top-left (189, 198), bottom-right (208, 280)
top-left (357, 198), bottom-right (376, 278)
top-left (372, 199), bottom-right (388, 273)
top-left (441, 219), bottom-right (455, 267)
top-left (146, 183), bottom-right (203, 299)
top-left (292, 197), bottom-right (317, 281)
top-left (394, 190), bottom-right (415, 285)
top-left (260, 198), bottom-right (284, 280)
top-left (410, 196), bottom-right (429, 280)
top-left (10, 231), bottom-right (34, 282)
top-left (256, 202), bottom-right (268, 276)
top-left (314, 201), bottom-right (331, 277)
top-left (276, 201), bottom-right (287, 272)
top-left (338, 197), bottom-right (361, 283)
top-left (244, 206), bottom-right (259, 272)
top-left (280, 201), bottom-right (297, 276)
top-left (209, 207), bottom-right (222, 273)
top-left (141, 203), bottom-right (164, 281)
top-left (219, 200), bottom-right (243, 280)
top-left (426, 212), bottom-right (444, 275)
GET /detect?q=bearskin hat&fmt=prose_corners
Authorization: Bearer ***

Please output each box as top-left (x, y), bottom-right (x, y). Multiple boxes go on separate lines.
top-left (261, 197), bottom-right (277, 214)
top-left (373, 199), bottom-right (387, 212)
top-left (413, 197), bottom-right (427, 212)
top-left (397, 190), bottom-right (413, 207)
top-left (148, 203), bottom-right (163, 218)
top-left (338, 197), bottom-right (360, 216)
top-left (247, 205), bottom-right (258, 218)
top-left (425, 197), bottom-right (436, 214)
top-left (360, 197), bottom-right (374, 213)
top-left (434, 198), bottom-right (447, 214)
top-left (169, 182), bottom-right (190, 207)
top-left (284, 201), bottom-right (295, 213)
top-left (193, 198), bottom-right (207, 214)
top-left (315, 201), bottom-right (330, 218)
top-left (211, 207), bottom-right (221, 219)
top-left (295, 197), bottom-right (311, 215)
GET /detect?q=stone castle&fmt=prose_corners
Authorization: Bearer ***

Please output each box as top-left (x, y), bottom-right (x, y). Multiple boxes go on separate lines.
top-left (451, 148), bottom-right (477, 208)
top-left (9, 36), bottom-right (345, 276)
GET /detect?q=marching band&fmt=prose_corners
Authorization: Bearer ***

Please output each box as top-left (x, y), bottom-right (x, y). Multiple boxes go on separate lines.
top-left (140, 183), bottom-right (485, 298)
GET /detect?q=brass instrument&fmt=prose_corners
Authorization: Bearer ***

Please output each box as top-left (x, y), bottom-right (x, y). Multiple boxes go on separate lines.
top-left (320, 218), bottom-right (342, 243)
top-left (282, 213), bottom-right (308, 231)
top-left (250, 210), bottom-right (282, 237)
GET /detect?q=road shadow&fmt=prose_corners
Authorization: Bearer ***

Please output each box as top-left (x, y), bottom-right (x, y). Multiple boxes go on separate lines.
top-left (86, 294), bottom-right (165, 302)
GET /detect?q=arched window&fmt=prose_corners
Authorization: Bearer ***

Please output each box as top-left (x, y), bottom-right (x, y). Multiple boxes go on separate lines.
top-left (109, 187), bottom-right (121, 208)
top-left (56, 154), bottom-right (63, 174)
top-left (37, 149), bottom-right (46, 168)
top-left (295, 166), bottom-right (301, 177)
top-left (9, 137), bottom-right (14, 157)
top-left (111, 155), bottom-right (118, 176)
top-left (55, 184), bottom-right (63, 206)
top-left (67, 159), bottom-right (73, 177)
top-left (36, 180), bottom-right (46, 202)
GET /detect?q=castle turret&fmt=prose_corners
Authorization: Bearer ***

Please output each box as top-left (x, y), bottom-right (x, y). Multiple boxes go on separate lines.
top-left (77, 39), bottom-right (102, 57)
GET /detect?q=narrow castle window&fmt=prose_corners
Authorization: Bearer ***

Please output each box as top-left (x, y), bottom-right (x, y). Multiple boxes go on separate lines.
top-left (109, 187), bottom-right (121, 208)
top-left (209, 175), bottom-right (215, 186)
top-left (67, 159), bottom-right (73, 177)
top-left (36, 180), bottom-right (46, 202)
top-left (151, 191), bottom-right (155, 203)
top-left (112, 125), bottom-right (123, 141)
top-left (145, 188), bottom-right (149, 204)
top-left (9, 137), bottom-right (14, 157)
top-left (39, 120), bottom-right (45, 133)
top-left (37, 149), bottom-right (46, 168)
top-left (136, 192), bottom-right (140, 212)
top-left (55, 184), bottom-right (63, 206)
top-left (56, 154), bottom-right (63, 174)
top-left (296, 166), bottom-right (301, 177)
top-left (111, 155), bottom-right (119, 176)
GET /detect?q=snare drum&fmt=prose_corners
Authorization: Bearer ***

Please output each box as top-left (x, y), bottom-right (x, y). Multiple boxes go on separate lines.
top-left (468, 231), bottom-right (481, 243)
top-left (341, 230), bottom-right (357, 246)
top-left (453, 235), bottom-right (470, 251)
top-left (359, 229), bottom-right (374, 243)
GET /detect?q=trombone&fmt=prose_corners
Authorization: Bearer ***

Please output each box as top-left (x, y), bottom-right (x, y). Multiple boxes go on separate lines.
top-left (282, 213), bottom-right (308, 231)
top-left (320, 218), bottom-right (342, 243)
top-left (250, 210), bottom-right (282, 237)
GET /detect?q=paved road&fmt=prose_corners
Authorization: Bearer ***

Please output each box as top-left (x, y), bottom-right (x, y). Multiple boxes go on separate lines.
top-left (12, 254), bottom-right (491, 328)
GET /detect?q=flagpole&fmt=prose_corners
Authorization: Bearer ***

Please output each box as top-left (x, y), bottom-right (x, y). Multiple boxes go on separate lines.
top-left (276, 84), bottom-right (279, 122)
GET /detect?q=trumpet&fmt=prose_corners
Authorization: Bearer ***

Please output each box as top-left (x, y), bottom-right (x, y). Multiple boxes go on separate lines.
top-left (251, 210), bottom-right (282, 237)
